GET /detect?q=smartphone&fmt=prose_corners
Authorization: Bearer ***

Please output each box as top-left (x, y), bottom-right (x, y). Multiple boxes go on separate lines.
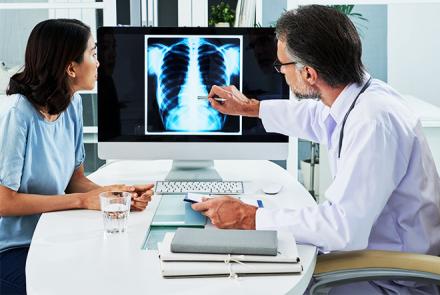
top-left (183, 193), bottom-right (211, 204)
top-left (183, 198), bottom-right (198, 204)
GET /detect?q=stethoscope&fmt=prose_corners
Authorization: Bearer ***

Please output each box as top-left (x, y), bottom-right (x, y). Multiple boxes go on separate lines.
top-left (337, 77), bottom-right (372, 158)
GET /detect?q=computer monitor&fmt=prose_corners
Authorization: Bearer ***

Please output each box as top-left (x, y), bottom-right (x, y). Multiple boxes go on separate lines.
top-left (97, 27), bottom-right (289, 180)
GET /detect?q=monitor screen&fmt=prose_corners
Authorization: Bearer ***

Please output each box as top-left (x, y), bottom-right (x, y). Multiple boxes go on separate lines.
top-left (97, 27), bottom-right (289, 160)
top-left (145, 34), bottom-right (242, 135)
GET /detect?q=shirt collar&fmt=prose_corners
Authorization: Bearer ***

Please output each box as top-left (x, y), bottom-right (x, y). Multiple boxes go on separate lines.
top-left (328, 72), bottom-right (371, 125)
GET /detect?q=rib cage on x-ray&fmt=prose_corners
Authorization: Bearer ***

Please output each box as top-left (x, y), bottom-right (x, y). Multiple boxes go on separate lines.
top-left (147, 37), bottom-right (240, 132)
top-left (198, 42), bottom-right (229, 94)
top-left (160, 43), bottom-right (189, 123)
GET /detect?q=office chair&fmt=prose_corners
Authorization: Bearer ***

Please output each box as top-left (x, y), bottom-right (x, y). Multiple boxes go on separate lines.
top-left (310, 250), bottom-right (440, 294)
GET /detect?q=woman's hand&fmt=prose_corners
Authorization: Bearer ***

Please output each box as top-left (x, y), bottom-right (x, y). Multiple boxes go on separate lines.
top-left (79, 184), bottom-right (154, 211)
top-left (80, 185), bottom-right (135, 210)
top-left (130, 184), bottom-right (154, 211)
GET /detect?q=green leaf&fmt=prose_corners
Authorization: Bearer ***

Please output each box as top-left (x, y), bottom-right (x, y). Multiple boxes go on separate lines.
top-left (329, 4), bottom-right (368, 25)
top-left (208, 1), bottom-right (235, 26)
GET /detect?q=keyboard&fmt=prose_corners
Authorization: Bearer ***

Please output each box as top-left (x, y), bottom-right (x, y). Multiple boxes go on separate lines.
top-left (155, 181), bottom-right (244, 195)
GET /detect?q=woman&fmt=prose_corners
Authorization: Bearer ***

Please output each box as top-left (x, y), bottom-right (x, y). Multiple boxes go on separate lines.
top-left (0, 19), bottom-right (153, 294)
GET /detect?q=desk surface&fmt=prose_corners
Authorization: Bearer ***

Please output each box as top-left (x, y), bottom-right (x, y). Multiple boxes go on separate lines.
top-left (26, 160), bottom-right (317, 295)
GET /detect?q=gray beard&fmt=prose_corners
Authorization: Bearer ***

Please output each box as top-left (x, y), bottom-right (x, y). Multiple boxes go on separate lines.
top-left (293, 90), bottom-right (321, 101)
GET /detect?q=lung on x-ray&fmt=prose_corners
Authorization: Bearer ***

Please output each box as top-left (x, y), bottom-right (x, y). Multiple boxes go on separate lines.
top-left (145, 35), bottom-right (242, 135)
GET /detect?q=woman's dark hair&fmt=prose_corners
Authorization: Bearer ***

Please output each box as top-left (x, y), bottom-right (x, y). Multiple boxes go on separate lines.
top-left (275, 5), bottom-right (365, 87)
top-left (7, 19), bottom-right (91, 115)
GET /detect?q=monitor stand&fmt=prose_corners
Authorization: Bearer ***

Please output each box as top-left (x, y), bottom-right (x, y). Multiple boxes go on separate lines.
top-left (165, 160), bottom-right (222, 181)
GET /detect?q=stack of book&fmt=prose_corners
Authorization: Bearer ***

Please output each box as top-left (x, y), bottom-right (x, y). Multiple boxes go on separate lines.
top-left (158, 228), bottom-right (302, 278)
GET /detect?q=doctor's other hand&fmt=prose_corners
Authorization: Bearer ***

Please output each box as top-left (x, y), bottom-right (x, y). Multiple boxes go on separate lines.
top-left (191, 196), bottom-right (257, 230)
top-left (208, 85), bottom-right (260, 117)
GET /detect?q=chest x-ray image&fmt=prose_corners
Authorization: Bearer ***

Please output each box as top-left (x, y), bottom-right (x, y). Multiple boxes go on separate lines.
top-left (145, 35), bottom-right (242, 134)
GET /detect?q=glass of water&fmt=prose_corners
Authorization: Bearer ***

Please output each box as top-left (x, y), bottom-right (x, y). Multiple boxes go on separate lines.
top-left (99, 191), bottom-right (131, 234)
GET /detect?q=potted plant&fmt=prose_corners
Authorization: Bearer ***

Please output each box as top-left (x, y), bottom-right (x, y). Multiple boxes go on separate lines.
top-left (330, 5), bottom-right (367, 21)
top-left (209, 1), bottom-right (235, 27)
top-left (330, 5), bottom-right (368, 34)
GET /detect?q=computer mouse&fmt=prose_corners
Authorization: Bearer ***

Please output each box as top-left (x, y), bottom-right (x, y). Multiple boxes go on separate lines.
top-left (262, 182), bottom-right (283, 195)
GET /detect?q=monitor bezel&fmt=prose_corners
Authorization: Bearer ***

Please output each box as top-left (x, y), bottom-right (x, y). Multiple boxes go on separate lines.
top-left (97, 26), bottom-right (289, 160)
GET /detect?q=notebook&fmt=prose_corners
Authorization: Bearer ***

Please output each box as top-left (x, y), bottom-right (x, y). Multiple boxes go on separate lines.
top-left (159, 260), bottom-right (303, 277)
top-left (160, 231), bottom-right (300, 263)
top-left (170, 228), bottom-right (278, 256)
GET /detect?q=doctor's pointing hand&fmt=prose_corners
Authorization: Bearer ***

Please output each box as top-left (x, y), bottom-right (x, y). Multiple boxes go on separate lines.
top-left (207, 85), bottom-right (260, 117)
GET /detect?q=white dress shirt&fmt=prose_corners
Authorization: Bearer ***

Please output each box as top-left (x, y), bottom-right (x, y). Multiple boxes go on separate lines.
top-left (257, 74), bottom-right (440, 257)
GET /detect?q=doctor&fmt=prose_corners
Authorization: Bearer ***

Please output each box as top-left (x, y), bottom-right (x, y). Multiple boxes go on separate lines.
top-left (192, 5), bottom-right (440, 294)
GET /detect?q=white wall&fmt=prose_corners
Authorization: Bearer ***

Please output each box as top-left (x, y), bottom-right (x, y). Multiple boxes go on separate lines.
top-left (0, 9), bottom-right (48, 68)
top-left (388, 3), bottom-right (440, 107)
top-left (262, 0), bottom-right (285, 27)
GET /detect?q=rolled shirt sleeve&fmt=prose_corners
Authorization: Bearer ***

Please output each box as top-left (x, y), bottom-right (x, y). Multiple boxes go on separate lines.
top-left (256, 119), bottom-right (408, 252)
top-left (0, 107), bottom-right (28, 191)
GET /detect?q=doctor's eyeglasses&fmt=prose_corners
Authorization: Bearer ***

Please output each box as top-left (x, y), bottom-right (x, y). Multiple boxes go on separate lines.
top-left (273, 60), bottom-right (298, 73)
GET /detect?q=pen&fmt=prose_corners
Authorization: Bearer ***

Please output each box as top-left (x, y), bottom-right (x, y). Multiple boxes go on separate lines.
top-left (197, 95), bottom-right (227, 102)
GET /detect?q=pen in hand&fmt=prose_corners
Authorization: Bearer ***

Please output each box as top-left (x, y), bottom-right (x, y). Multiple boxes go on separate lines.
top-left (197, 95), bottom-right (227, 102)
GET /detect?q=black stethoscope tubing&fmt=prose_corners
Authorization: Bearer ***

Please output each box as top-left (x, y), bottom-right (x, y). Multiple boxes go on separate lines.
top-left (338, 77), bottom-right (373, 158)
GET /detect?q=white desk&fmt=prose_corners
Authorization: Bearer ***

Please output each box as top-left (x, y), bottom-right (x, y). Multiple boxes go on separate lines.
top-left (26, 160), bottom-right (317, 295)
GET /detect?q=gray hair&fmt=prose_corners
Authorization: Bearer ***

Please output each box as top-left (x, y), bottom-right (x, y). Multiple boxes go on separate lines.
top-left (275, 5), bottom-right (365, 86)
top-left (275, 25), bottom-right (305, 68)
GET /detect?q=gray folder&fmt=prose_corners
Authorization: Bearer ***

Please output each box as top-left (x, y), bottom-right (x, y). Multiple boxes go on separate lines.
top-left (170, 228), bottom-right (278, 256)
